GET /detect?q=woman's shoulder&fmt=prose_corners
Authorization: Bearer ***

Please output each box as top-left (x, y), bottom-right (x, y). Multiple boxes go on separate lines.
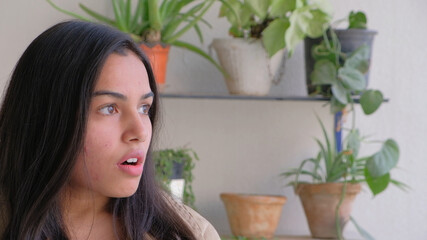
top-left (167, 196), bottom-right (221, 240)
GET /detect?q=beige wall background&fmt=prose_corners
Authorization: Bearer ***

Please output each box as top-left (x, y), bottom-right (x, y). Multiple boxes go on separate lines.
top-left (1, 0), bottom-right (426, 239)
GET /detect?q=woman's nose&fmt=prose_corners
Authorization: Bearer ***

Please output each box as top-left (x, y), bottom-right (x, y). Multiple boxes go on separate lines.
top-left (122, 111), bottom-right (149, 143)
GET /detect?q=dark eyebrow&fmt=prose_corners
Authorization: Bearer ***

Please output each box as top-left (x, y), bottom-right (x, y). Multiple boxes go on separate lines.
top-left (141, 91), bottom-right (154, 100)
top-left (92, 91), bottom-right (154, 101)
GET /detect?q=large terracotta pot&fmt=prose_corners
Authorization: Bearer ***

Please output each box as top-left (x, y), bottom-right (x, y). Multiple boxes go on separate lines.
top-left (220, 193), bottom-right (287, 238)
top-left (139, 43), bottom-right (170, 92)
top-left (295, 183), bottom-right (361, 239)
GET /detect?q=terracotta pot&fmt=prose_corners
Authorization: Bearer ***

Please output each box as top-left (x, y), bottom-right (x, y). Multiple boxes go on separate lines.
top-left (139, 43), bottom-right (170, 92)
top-left (295, 183), bottom-right (361, 239)
top-left (220, 193), bottom-right (287, 238)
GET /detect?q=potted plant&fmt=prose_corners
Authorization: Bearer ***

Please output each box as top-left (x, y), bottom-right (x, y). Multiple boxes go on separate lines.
top-left (220, 193), bottom-right (286, 239)
top-left (211, 0), bottom-right (332, 96)
top-left (282, 114), bottom-right (407, 239)
top-left (152, 147), bottom-right (198, 209)
top-left (47, 0), bottom-right (223, 91)
top-left (306, 11), bottom-right (378, 96)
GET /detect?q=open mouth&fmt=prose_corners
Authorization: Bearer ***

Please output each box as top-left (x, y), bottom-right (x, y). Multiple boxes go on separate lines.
top-left (121, 157), bottom-right (138, 166)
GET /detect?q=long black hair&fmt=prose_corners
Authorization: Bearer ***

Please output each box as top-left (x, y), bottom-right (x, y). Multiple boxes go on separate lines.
top-left (0, 21), bottom-right (196, 239)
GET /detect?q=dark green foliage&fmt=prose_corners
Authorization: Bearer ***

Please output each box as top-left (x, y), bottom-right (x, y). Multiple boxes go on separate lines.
top-left (152, 147), bottom-right (198, 209)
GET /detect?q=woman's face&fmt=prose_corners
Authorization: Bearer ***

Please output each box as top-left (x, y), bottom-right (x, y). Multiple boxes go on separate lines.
top-left (69, 51), bottom-right (153, 199)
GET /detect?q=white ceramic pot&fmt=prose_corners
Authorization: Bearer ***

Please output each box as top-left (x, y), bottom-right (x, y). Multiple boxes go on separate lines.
top-left (211, 38), bottom-right (285, 96)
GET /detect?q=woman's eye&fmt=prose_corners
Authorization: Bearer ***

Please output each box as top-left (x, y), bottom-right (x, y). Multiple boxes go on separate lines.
top-left (138, 104), bottom-right (151, 115)
top-left (98, 105), bottom-right (117, 115)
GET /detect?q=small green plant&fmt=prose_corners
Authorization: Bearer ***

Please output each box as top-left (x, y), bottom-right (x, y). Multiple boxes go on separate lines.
top-left (348, 11), bottom-right (367, 29)
top-left (152, 147), bottom-right (198, 209)
top-left (281, 115), bottom-right (407, 240)
top-left (309, 11), bottom-right (383, 114)
top-left (46, 0), bottom-right (223, 72)
top-left (282, 116), bottom-right (403, 196)
top-left (218, 0), bottom-right (332, 57)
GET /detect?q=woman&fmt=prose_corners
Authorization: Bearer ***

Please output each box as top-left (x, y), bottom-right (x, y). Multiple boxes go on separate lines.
top-left (0, 21), bottom-right (220, 240)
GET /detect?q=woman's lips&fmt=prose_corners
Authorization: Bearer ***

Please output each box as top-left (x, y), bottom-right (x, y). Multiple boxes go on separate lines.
top-left (117, 150), bottom-right (145, 176)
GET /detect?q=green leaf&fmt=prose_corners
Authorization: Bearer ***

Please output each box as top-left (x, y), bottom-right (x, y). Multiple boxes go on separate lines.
top-left (112, 0), bottom-right (127, 31)
top-left (262, 18), bottom-right (289, 57)
top-left (360, 90), bottom-right (383, 115)
top-left (172, 40), bottom-right (226, 76)
top-left (292, 8), bottom-right (330, 38)
top-left (163, 0), bottom-right (214, 44)
top-left (349, 11), bottom-right (367, 29)
top-left (338, 67), bottom-right (366, 91)
top-left (346, 129), bottom-right (360, 157)
top-left (311, 59), bottom-right (337, 85)
top-left (79, 3), bottom-right (115, 26)
top-left (350, 216), bottom-right (375, 240)
top-left (345, 44), bottom-right (370, 73)
top-left (244, 0), bottom-right (270, 20)
top-left (303, 9), bottom-right (331, 38)
top-left (46, 0), bottom-right (92, 22)
top-left (148, 0), bottom-right (162, 31)
top-left (365, 168), bottom-right (390, 196)
top-left (312, 41), bottom-right (338, 63)
top-left (284, 16), bottom-right (304, 56)
top-left (270, 0), bottom-right (296, 17)
top-left (331, 82), bottom-right (348, 105)
top-left (219, 0), bottom-right (245, 29)
top-left (366, 139), bottom-right (399, 178)
top-left (390, 179), bottom-right (411, 192)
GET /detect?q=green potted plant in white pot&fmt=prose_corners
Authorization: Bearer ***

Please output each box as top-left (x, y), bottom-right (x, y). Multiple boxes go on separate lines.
top-left (211, 0), bottom-right (332, 96)
top-left (47, 0), bottom-right (223, 91)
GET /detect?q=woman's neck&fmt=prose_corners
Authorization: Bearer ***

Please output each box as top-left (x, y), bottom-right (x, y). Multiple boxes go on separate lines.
top-left (60, 186), bottom-right (116, 240)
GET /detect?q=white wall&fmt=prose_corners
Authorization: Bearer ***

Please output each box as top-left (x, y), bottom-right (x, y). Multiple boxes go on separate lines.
top-left (1, 0), bottom-right (426, 239)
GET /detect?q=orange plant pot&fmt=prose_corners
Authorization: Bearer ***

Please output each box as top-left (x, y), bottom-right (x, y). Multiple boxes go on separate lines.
top-left (139, 43), bottom-right (170, 91)
top-left (295, 183), bottom-right (361, 239)
top-left (220, 193), bottom-right (287, 239)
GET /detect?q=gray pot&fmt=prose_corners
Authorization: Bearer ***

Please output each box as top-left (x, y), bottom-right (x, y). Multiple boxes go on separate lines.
top-left (304, 29), bottom-right (377, 95)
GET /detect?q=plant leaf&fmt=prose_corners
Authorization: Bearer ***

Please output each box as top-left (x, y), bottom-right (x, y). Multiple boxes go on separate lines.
top-left (338, 66), bottom-right (366, 91)
top-left (311, 59), bottom-right (337, 85)
top-left (366, 139), bottom-right (399, 178)
top-left (365, 168), bottom-right (390, 196)
top-left (46, 0), bottom-right (92, 22)
top-left (348, 11), bottom-right (367, 29)
top-left (331, 83), bottom-right (348, 105)
top-left (345, 44), bottom-right (370, 73)
top-left (148, 0), bottom-right (162, 31)
top-left (262, 18), bottom-right (289, 57)
top-left (390, 179), bottom-right (411, 192)
top-left (360, 90), bottom-right (383, 115)
top-left (350, 216), bottom-right (375, 240)
top-left (172, 40), bottom-right (226, 76)
top-left (244, 0), bottom-right (270, 20)
top-left (163, 0), bottom-right (214, 44)
top-left (346, 129), bottom-right (360, 157)
top-left (270, 0), bottom-right (296, 17)
top-left (79, 3), bottom-right (115, 26)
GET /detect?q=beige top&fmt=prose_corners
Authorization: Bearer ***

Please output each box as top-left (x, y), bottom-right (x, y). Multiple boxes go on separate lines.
top-left (165, 199), bottom-right (221, 240)
top-left (0, 194), bottom-right (220, 240)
